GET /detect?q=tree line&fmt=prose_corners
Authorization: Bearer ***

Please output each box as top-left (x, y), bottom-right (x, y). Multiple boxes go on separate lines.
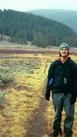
top-left (0, 9), bottom-right (77, 47)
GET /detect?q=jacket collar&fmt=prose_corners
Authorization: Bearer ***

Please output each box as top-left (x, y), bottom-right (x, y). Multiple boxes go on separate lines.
top-left (56, 57), bottom-right (71, 64)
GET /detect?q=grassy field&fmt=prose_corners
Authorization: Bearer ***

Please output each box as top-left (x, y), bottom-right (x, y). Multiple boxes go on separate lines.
top-left (0, 46), bottom-right (77, 137)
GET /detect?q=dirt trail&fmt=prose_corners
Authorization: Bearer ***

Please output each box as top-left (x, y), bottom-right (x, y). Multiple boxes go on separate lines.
top-left (25, 91), bottom-right (49, 137)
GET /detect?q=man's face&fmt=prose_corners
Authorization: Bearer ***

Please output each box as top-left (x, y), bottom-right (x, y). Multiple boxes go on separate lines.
top-left (60, 48), bottom-right (69, 57)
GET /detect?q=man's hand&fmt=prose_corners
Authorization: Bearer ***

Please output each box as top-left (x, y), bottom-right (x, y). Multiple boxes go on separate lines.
top-left (45, 88), bottom-right (50, 101)
top-left (70, 95), bottom-right (76, 104)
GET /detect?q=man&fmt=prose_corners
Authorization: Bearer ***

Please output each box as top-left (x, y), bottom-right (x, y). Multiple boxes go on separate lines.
top-left (45, 42), bottom-right (77, 137)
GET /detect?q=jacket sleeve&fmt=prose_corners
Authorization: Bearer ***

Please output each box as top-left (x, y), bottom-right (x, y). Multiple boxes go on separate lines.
top-left (73, 63), bottom-right (77, 96)
top-left (45, 61), bottom-right (55, 101)
top-left (70, 62), bottom-right (77, 104)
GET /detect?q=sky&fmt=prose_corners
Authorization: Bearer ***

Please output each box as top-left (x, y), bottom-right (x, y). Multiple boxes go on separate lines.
top-left (0, 0), bottom-right (77, 12)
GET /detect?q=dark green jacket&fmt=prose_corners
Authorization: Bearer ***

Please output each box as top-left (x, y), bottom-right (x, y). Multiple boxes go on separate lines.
top-left (46, 57), bottom-right (77, 95)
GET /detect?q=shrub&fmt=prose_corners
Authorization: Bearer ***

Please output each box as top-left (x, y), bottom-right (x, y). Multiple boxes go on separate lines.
top-left (0, 66), bottom-right (14, 87)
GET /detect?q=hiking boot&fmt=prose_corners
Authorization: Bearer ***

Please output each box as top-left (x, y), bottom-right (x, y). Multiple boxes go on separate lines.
top-left (50, 132), bottom-right (58, 137)
top-left (64, 130), bottom-right (72, 137)
top-left (59, 128), bottom-right (62, 135)
top-left (64, 134), bottom-right (72, 137)
top-left (50, 129), bottom-right (62, 137)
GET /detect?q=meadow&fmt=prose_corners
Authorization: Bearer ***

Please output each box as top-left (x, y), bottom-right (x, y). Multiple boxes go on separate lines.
top-left (0, 45), bottom-right (77, 137)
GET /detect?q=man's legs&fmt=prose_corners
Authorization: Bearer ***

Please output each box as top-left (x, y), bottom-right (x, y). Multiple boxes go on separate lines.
top-left (64, 94), bottom-right (75, 137)
top-left (51, 93), bottom-right (63, 137)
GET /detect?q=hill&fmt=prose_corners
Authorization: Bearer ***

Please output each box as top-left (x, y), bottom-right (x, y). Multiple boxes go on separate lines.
top-left (0, 9), bottom-right (77, 47)
top-left (30, 9), bottom-right (77, 32)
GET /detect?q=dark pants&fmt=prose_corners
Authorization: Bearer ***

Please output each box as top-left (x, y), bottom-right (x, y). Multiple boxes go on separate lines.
top-left (52, 93), bottom-right (74, 137)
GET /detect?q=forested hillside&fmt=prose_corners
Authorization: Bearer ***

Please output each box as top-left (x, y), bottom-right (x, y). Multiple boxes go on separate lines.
top-left (0, 9), bottom-right (77, 47)
top-left (30, 9), bottom-right (77, 32)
